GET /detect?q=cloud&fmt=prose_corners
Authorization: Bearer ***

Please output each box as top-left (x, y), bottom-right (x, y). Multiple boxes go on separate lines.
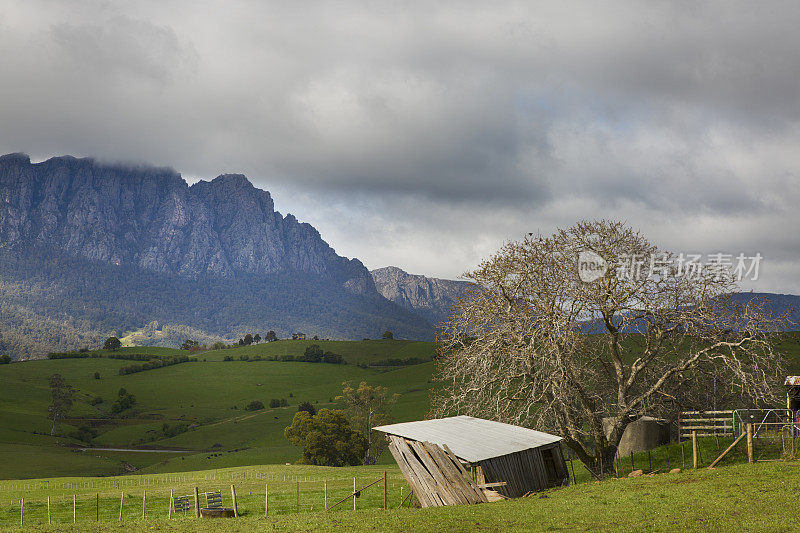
top-left (1, 0), bottom-right (799, 291)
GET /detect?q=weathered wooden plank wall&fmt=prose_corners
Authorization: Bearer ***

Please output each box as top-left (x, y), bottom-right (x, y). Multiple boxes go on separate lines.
top-left (386, 436), bottom-right (486, 508)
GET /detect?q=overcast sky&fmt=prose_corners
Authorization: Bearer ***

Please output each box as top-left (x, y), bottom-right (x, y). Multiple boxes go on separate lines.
top-left (2, 1), bottom-right (799, 291)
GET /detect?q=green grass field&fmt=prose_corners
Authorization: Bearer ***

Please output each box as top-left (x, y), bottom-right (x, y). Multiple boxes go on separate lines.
top-left (0, 341), bottom-right (437, 479)
top-left (1, 457), bottom-right (799, 531)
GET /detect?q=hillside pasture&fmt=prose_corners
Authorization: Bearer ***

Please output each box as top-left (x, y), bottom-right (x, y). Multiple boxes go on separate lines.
top-left (0, 342), bottom-right (436, 479)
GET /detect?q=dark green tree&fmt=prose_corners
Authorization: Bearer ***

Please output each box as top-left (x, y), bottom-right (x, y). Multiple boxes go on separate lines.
top-left (181, 339), bottom-right (199, 350)
top-left (0, 355), bottom-right (11, 364)
top-left (265, 330), bottom-right (277, 342)
top-left (297, 401), bottom-right (317, 416)
top-left (244, 334), bottom-right (253, 345)
top-left (253, 333), bottom-right (261, 344)
top-left (284, 409), bottom-right (368, 466)
top-left (303, 344), bottom-right (323, 363)
top-left (382, 330), bottom-right (393, 339)
top-left (246, 400), bottom-right (265, 411)
top-left (103, 337), bottom-right (121, 350)
top-left (48, 374), bottom-right (74, 435)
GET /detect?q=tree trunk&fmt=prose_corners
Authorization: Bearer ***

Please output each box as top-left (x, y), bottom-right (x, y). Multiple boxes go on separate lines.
top-left (584, 447), bottom-right (617, 479)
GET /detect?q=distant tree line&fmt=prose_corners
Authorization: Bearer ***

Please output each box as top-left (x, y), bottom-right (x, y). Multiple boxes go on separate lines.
top-left (48, 352), bottom-right (103, 359)
top-left (364, 356), bottom-right (425, 367)
top-left (48, 351), bottom-right (170, 361)
top-left (221, 345), bottom-right (345, 364)
top-left (118, 355), bottom-right (194, 375)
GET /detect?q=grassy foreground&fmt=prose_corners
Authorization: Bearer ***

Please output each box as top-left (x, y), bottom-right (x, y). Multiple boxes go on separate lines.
top-left (1, 461), bottom-right (799, 531)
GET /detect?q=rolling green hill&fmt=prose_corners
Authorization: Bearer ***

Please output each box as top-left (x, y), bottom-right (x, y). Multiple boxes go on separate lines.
top-left (0, 341), bottom-right (437, 479)
top-left (4, 333), bottom-right (800, 482)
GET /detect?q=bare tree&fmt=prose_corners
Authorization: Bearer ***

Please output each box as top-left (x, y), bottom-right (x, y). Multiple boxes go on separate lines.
top-left (432, 220), bottom-right (787, 478)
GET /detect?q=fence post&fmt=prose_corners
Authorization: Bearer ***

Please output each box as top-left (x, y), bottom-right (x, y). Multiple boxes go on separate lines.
top-left (296, 481), bottom-right (300, 513)
top-left (570, 458), bottom-right (576, 485)
top-left (353, 477), bottom-right (356, 510)
top-left (231, 484), bottom-right (238, 517)
top-left (169, 489), bottom-right (173, 519)
top-left (96, 493), bottom-right (99, 521)
top-left (681, 441), bottom-right (685, 469)
top-left (48, 496), bottom-right (51, 524)
top-left (194, 486), bottom-right (199, 518)
top-left (265, 483), bottom-right (268, 517)
top-left (747, 423), bottom-right (754, 464)
top-left (143, 489), bottom-right (146, 520)
top-left (324, 481), bottom-right (327, 511)
top-left (20, 498), bottom-right (23, 527)
top-left (119, 491), bottom-right (124, 521)
top-left (692, 431), bottom-right (698, 468)
top-left (384, 471), bottom-right (387, 510)
top-left (73, 494), bottom-right (76, 523)
top-left (400, 487), bottom-right (403, 507)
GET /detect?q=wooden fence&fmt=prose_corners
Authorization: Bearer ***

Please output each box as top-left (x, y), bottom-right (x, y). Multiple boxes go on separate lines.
top-left (679, 411), bottom-right (734, 438)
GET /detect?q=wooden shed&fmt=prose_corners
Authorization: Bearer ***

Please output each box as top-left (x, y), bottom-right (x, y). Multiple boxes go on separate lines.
top-left (374, 415), bottom-right (569, 502)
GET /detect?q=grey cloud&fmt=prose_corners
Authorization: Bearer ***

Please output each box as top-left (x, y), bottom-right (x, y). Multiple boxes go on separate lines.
top-left (1, 0), bottom-right (799, 290)
top-left (49, 15), bottom-right (197, 84)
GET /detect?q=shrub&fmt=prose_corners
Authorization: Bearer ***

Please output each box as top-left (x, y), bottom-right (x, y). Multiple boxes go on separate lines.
top-left (93, 371), bottom-right (101, 379)
top-left (69, 425), bottom-right (97, 443)
top-left (297, 401), bottom-right (316, 416)
top-left (111, 389), bottom-right (136, 413)
top-left (246, 400), bottom-right (265, 411)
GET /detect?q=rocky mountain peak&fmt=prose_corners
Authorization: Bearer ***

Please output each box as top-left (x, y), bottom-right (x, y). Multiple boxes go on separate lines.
top-left (371, 266), bottom-right (473, 326)
top-left (0, 153), bottom-right (373, 293)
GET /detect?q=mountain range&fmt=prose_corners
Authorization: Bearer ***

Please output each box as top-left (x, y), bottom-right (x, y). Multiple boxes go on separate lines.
top-left (1, 153), bottom-right (797, 359)
top-left (0, 153), bottom-right (463, 358)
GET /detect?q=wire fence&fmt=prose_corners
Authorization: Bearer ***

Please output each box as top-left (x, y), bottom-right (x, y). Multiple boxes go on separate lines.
top-left (0, 473), bottom-right (411, 527)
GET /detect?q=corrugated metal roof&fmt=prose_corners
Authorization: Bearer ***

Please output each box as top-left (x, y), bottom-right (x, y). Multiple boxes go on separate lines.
top-left (785, 376), bottom-right (800, 386)
top-left (373, 415), bottom-right (562, 463)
